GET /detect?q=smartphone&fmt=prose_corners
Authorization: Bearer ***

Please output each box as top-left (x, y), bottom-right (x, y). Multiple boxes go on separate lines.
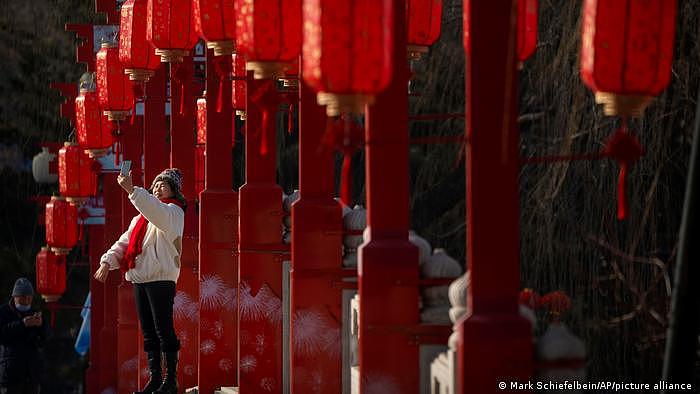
top-left (120, 160), bottom-right (131, 176)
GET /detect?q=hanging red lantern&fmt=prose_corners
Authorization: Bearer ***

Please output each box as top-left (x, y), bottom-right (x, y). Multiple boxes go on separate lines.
top-left (235, 0), bottom-right (302, 79)
top-left (580, 0), bottom-right (676, 117)
top-left (193, 0), bottom-right (236, 56)
top-left (97, 42), bottom-right (135, 121)
top-left (147, 0), bottom-right (200, 63)
top-left (119, 0), bottom-right (162, 82)
top-left (302, 0), bottom-right (394, 116)
top-left (407, 0), bottom-right (442, 60)
top-left (76, 86), bottom-right (113, 158)
top-left (45, 197), bottom-right (79, 255)
top-left (231, 52), bottom-right (247, 119)
top-left (36, 247), bottom-right (67, 302)
top-left (59, 142), bottom-right (97, 205)
top-left (196, 97), bottom-right (207, 145)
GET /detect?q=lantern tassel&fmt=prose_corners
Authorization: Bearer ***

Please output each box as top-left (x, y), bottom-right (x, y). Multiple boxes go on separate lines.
top-left (617, 163), bottom-right (629, 220)
top-left (261, 109), bottom-right (269, 156)
top-left (251, 79), bottom-right (278, 156)
top-left (341, 153), bottom-right (352, 206)
top-left (288, 103), bottom-right (294, 134)
top-left (215, 56), bottom-right (226, 113)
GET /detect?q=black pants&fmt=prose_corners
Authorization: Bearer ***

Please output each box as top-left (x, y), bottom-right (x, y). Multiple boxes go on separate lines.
top-left (133, 281), bottom-right (180, 353)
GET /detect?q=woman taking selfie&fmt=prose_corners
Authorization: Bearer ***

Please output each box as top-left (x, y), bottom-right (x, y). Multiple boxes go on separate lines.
top-left (94, 168), bottom-right (186, 394)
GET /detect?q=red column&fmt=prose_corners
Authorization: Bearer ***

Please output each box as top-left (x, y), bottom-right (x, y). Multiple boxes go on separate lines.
top-left (117, 120), bottom-right (143, 394)
top-left (100, 172), bottom-right (122, 393)
top-left (457, 1), bottom-right (533, 393)
top-left (359, 0), bottom-right (420, 392)
top-left (197, 49), bottom-right (238, 392)
top-left (169, 56), bottom-right (200, 389)
top-left (143, 67), bottom-right (169, 184)
top-left (86, 224), bottom-right (105, 394)
top-left (238, 75), bottom-right (286, 393)
top-left (290, 71), bottom-right (344, 393)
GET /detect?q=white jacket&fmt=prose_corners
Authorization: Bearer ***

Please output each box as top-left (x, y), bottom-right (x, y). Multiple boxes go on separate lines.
top-left (100, 187), bottom-right (185, 283)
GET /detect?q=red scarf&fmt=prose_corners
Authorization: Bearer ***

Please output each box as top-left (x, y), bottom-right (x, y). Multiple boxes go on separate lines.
top-left (121, 198), bottom-right (183, 273)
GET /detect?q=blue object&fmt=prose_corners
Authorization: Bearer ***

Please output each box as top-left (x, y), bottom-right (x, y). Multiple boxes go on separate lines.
top-left (74, 292), bottom-right (90, 356)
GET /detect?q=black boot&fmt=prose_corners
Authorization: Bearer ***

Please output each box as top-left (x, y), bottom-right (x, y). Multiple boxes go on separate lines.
top-left (134, 350), bottom-right (162, 394)
top-left (155, 351), bottom-right (178, 394)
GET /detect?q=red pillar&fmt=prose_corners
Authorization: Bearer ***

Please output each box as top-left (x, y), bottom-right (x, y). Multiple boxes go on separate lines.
top-left (86, 224), bottom-right (105, 394)
top-left (457, 1), bottom-right (533, 393)
top-left (290, 70), bottom-right (344, 393)
top-left (100, 172), bottom-right (122, 393)
top-left (359, 0), bottom-right (420, 392)
top-left (197, 49), bottom-right (238, 392)
top-left (169, 56), bottom-right (200, 389)
top-left (143, 67), bottom-right (169, 184)
top-left (117, 120), bottom-right (143, 394)
top-left (238, 75), bottom-right (286, 393)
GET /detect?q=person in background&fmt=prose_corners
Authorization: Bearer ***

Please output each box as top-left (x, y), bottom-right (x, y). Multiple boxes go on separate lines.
top-left (0, 278), bottom-right (49, 394)
top-left (94, 168), bottom-right (186, 394)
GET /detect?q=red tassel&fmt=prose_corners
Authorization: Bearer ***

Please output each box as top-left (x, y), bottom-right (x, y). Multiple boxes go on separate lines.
top-left (217, 77), bottom-right (224, 113)
top-left (261, 109), bottom-right (269, 156)
top-left (130, 103), bottom-right (136, 125)
top-left (341, 153), bottom-right (352, 206)
top-left (180, 82), bottom-right (185, 116)
top-left (288, 103), bottom-right (294, 134)
top-left (617, 163), bottom-right (628, 220)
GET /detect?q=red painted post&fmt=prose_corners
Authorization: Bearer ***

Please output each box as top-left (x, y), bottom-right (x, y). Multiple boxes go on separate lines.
top-left (50, 83), bottom-right (78, 128)
top-left (197, 48), bottom-right (238, 392)
top-left (86, 224), bottom-right (105, 394)
top-left (238, 74), bottom-right (286, 393)
top-left (457, 1), bottom-right (533, 392)
top-left (143, 67), bottom-right (169, 184)
top-left (65, 24), bottom-right (95, 71)
top-left (100, 172), bottom-right (122, 393)
top-left (95, 0), bottom-right (120, 24)
top-left (168, 56), bottom-right (200, 389)
top-left (117, 119), bottom-right (143, 394)
top-left (290, 67), bottom-right (344, 393)
top-left (359, 0), bottom-right (420, 392)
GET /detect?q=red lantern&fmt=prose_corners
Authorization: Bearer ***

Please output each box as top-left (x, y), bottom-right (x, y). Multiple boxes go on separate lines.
top-left (76, 88), bottom-right (113, 158)
top-left (235, 0), bottom-right (302, 79)
top-left (302, 0), bottom-right (394, 116)
top-left (36, 247), bottom-right (67, 302)
top-left (97, 42), bottom-right (135, 121)
top-left (580, 0), bottom-right (676, 117)
top-left (59, 142), bottom-right (97, 205)
top-left (193, 0), bottom-right (236, 56)
top-left (119, 0), bottom-right (162, 82)
top-left (196, 97), bottom-right (207, 145)
top-left (147, 0), bottom-right (200, 63)
top-left (45, 197), bottom-right (79, 255)
top-left (463, 0), bottom-right (538, 62)
top-left (231, 52), bottom-right (247, 118)
top-left (407, 0), bottom-right (442, 59)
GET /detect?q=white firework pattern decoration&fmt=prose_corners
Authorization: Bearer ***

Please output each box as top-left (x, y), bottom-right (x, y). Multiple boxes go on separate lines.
top-left (200, 274), bottom-right (229, 311)
top-left (119, 356), bottom-right (138, 373)
top-left (222, 285), bottom-right (237, 311)
top-left (219, 358), bottom-right (234, 372)
top-left (320, 325), bottom-right (341, 360)
top-left (184, 364), bottom-right (196, 376)
top-left (255, 334), bottom-right (266, 354)
top-left (173, 290), bottom-right (198, 320)
top-left (200, 339), bottom-right (216, 355)
top-left (260, 377), bottom-right (275, 392)
top-left (240, 354), bottom-right (257, 374)
top-left (362, 373), bottom-right (401, 394)
top-left (240, 281), bottom-right (281, 323)
top-left (208, 320), bottom-right (224, 340)
top-left (292, 309), bottom-right (328, 358)
top-left (177, 329), bottom-right (190, 348)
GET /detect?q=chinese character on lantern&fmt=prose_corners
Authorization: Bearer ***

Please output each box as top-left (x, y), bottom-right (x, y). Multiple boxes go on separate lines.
top-left (119, 0), bottom-right (162, 82)
top-left (302, 0), bottom-right (394, 116)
